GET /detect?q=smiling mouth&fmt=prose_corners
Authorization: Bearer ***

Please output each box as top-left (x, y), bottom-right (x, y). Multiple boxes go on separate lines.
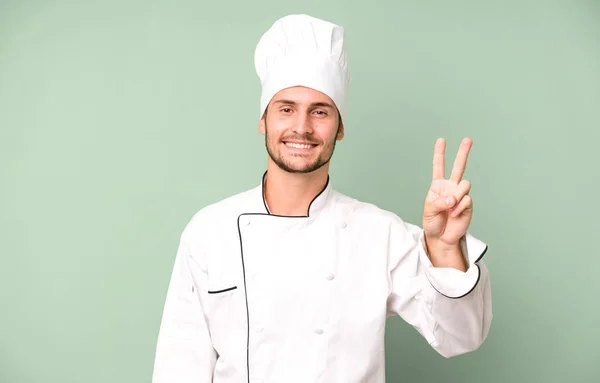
top-left (283, 142), bottom-right (318, 150)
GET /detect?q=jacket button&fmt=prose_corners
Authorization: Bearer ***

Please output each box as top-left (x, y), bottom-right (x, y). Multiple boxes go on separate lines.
top-left (340, 222), bottom-right (347, 229)
top-left (315, 328), bottom-right (324, 335)
top-left (326, 274), bottom-right (335, 280)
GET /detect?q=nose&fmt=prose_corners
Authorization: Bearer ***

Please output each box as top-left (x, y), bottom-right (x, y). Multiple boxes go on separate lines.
top-left (292, 112), bottom-right (313, 135)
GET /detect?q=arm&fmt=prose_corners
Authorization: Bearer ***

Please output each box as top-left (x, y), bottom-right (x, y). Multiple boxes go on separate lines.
top-left (152, 238), bottom-right (217, 382)
top-left (387, 137), bottom-right (492, 357)
top-left (387, 222), bottom-right (492, 358)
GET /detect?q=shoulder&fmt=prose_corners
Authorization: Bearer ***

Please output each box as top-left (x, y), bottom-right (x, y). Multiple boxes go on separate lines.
top-left (331, 189), bottom-right (422, 234)
top-left (180, 185), bottom-right (263, 242)
top-left (332, 189), bottom-right (399, 221)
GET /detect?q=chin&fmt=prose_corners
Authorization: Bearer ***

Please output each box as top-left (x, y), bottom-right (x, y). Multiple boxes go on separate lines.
top-left (285, 160), bottom-right (329, 174)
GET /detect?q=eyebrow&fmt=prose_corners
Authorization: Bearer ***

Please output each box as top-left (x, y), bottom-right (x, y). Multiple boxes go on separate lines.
top-left (272, 99), bottom-right (335, 109)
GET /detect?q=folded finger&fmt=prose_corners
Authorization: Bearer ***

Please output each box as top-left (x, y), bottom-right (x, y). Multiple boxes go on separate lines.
top-left (450, 195), bottom-right (472, 218)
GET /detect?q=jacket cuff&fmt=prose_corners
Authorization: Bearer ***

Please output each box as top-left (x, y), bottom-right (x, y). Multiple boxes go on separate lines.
top-left (419, 232), bottom-right (488, 299)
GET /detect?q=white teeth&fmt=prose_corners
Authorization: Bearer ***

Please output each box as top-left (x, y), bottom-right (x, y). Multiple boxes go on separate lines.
top-left (285, 142), bottom-right (314, 149)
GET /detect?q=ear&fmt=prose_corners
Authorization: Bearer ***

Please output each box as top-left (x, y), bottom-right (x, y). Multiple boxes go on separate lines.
top-left (258, 113), bottom-right (266, 135)
top-left (336, 118), bottom-right (345, 141)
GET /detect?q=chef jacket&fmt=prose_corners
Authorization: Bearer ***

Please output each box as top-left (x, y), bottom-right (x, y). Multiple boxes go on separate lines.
top-left (152, 174), bottom-right (492, 383)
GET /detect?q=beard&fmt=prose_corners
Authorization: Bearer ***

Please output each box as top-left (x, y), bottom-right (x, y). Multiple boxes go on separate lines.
top-left (265, 122), bottom-right (339, 174)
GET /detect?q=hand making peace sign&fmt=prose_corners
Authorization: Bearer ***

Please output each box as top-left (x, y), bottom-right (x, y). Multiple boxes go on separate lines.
top-left (422, 138), bottom-right (474, 250)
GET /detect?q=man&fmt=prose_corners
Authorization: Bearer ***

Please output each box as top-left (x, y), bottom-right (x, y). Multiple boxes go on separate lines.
top-left (152, 14), bottom-right (492, 383)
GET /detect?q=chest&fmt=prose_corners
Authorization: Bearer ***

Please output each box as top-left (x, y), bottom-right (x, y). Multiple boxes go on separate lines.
top-left (202, 213), bottom-right (392, 347)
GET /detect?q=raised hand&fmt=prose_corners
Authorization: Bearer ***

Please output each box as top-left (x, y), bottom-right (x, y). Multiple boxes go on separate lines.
top-left (422, 138), bottom-right (473, 258)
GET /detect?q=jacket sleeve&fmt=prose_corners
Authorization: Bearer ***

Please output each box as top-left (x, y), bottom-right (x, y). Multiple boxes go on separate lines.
top-left (386, 219), bottom-right (492, 358)
top-left (152, 238), bottom-right (217, 382)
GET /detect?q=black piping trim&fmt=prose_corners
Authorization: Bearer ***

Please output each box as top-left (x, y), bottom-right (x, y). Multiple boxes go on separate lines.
top-left (207, 286), bottom-right (237, 294)
top-left (260, 170), bottom-right (330, 217)
top-left (429, 264), bottom-right (481, 299)
top-left (238, 171), bottom-right (332, 382)
top-left (427, 244), bottom-right (489, 299)
top-left (237, 215), bottom-right (251, 383)
top-left (475, 244), bottom-right (488, 263)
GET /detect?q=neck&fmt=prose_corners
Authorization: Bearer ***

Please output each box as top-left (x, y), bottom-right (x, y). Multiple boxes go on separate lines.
top-left (263, 162), bottom-right (329, 216)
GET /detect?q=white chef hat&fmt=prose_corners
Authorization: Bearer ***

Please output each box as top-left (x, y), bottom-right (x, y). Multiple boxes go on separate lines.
top-left (254, 14), bottom-right (350, 120)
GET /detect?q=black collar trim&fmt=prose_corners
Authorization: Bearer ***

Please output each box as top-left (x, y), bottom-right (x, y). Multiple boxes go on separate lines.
top-left (260, 170), bottom-right (330, 217)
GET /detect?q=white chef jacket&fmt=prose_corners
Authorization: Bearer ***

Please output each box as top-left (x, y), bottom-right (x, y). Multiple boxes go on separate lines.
top-left (152, 174), bottom-right (492, 383)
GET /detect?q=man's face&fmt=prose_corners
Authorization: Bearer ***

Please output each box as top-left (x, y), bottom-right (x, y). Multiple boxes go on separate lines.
top-left (258, 86), bottom-right (344, 174)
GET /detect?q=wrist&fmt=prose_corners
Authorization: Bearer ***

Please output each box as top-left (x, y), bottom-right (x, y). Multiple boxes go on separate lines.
top-left (424, 235), bottom-right (468, 271)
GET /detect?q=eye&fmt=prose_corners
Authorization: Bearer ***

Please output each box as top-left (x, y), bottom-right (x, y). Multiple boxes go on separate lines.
top-left (281, 108), bottom-right (292, 113)
top-left (314, 110), bottom-right (328, 116)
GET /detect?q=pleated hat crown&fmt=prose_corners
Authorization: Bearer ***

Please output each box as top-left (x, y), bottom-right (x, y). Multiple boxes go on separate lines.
top-left (254, 14), bottom-right (350, 120)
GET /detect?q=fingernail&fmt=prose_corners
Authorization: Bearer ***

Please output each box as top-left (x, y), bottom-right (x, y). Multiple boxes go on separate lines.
top-left (446, 196), bottom-right (453, 206)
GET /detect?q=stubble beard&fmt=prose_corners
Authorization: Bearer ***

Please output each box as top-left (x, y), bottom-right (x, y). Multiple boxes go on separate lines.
top-left (264, 122), bottom-right (339, 174)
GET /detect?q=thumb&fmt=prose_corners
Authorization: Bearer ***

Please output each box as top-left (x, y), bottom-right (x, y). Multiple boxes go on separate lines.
top-left (427, 195), bottom-right (457, 216)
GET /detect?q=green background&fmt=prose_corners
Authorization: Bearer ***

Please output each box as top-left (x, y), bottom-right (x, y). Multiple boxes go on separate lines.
top-left (1, 0), bottom-right (599, 382)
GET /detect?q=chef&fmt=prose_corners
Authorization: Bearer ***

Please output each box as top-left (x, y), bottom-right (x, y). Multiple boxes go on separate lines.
top-left (152, 14), bottom-right (492, 383)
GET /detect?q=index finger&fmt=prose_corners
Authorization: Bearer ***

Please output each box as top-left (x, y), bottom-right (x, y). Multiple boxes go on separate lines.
top-left (449, 138), bottom-right (473, 183)
top-left (432, 138), bottom-right (445, 180)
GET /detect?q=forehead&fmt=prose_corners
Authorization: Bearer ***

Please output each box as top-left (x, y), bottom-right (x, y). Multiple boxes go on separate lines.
top-left (270, 86), bottom-right (336, 107)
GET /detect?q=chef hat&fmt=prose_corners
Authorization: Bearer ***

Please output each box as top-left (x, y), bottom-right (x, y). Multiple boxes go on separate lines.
top-left (254, 14), bottom-right (350, 120)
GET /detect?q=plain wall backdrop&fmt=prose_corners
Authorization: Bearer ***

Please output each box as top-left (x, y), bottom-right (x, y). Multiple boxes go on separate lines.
top-left (1, 0), bottom-right (599, 382)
